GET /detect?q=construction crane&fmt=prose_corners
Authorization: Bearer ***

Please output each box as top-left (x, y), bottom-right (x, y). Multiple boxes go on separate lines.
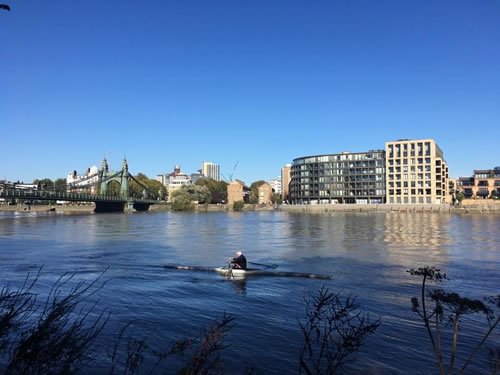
top-left (222, 161), bottom-right (238, 183)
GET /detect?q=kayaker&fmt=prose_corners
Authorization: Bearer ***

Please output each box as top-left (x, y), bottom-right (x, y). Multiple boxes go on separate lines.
top-left (229, 251), bottom-right (247, 269)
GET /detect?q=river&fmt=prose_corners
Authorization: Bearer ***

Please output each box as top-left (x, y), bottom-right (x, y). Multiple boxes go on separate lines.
top-left (0, 210), bottom-right (499, 374)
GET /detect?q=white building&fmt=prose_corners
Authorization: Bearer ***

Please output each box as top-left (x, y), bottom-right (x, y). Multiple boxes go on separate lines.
top-left (270, 177), bottom-right (282, 194)
top-left (156, 174), bottom-right (167, 187)
top-left (66, 165), bottom-right (99, 193)
top-left (167, 165), bottom-right (191, 197)
top-left (201, 161), bottom-right (220, 181)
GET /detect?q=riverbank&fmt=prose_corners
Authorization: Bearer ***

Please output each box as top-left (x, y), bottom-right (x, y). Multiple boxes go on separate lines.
top-left (279, 201), bottom-right (500, 214)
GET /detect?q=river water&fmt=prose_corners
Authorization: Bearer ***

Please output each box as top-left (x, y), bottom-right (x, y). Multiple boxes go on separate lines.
top-left (0, 210), bottom-right (499, 374)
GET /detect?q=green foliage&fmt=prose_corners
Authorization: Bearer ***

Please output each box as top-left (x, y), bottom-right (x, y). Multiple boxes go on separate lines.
top-left (130, 173), bottom-right (167, 200)
top-left (248, 191), bottom-right (259, 204)
top-left (107, 180), bottom-right (121, 197)
top-left (54, 178), bottom-right (67, 192)
top-left (248, 180), bottom-right (266, 204)
top-left (172, 184), bottom-right (211, 204)
top-left (232, 201), bottom-right (244, 211)
top-left (491, 190), bottom-right (499, 200)
top-left (271, 193), bottom-right (282, 204)
top-left (249, 180), bottom-right (266, 191)
top-left (455, 192), bottom-right (465, 202)
top-left (194, 178), bottom-right (228, 203)
top-left (33, 178), bottom-right (54, 190)
top-left (171, 195), bottom-right (195, 211)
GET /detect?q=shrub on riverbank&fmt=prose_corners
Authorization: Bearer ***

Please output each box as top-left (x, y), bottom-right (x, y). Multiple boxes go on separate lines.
top-left (232, 201), bottom-right (244, 211)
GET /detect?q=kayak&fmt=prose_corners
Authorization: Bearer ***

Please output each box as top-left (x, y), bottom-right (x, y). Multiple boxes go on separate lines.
top-left (164, 265), bottom-right (332, 280)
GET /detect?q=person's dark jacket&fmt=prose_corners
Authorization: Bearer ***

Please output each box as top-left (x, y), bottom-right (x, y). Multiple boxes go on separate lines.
top-left (231, 254), bottom-right (247, 269)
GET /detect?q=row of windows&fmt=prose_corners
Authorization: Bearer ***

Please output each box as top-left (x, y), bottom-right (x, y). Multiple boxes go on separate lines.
top-left (388, 189), bottom-right (442, 196)
top-left (389, 181), bottom-right (433, 188)
top-left (389, 197), bottom-right (433, 204)
top-left (294, 153), bottom-right (384, 164)
top-left (387, 158), bottom-right (432, 166)
top-left (290, 182), bottom-right (385, 191)
top-left (292, 169), bottom-right (385, 178)
top-left (295, 190), bottom-right (386, 197)
top-left (388, 173), bottom-right (433, 180)
top-left (293, 161), bottom-right (384, 170)
top-left (389, 165), bottom-right (432, 173)
top-left (387, 142), bottom-right (431, 157)
top-left (294, 175), bottom-right (384, 183)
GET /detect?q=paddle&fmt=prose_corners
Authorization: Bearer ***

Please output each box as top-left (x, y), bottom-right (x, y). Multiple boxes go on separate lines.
top-left (248, 261), bottom-right (278, 269)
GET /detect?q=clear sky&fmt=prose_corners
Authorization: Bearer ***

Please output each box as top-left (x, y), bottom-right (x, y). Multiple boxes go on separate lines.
top-left (1, 0), bottom-right (499, 183)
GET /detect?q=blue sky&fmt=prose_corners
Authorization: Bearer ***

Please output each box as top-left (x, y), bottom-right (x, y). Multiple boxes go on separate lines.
top-left (1, 0), bottom-right (499, 183)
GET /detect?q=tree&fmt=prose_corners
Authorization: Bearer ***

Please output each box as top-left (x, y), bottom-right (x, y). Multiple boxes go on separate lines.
top-left (129, 173), bottom-right (167, 200)
top-left (271, 193), bottom-right (282, 205)
top-left (408, 267), bottom-right (500, 375)
top-left (171, 184), bottom-right (211, 204)
top-left (54, 178), bottom-right (67, 192)
top-left (33, 178), bottom-right (54, 190)
top-left (107, 181), bottom-right (121, 197)
top-left (170, 194), bottom-right (195, 211)
top-left (194, 178), bottom-right (228, 204)
top-left (248, 180), bottom-right (266, 204)
top-left (455, 192), bottom-right (465, 203)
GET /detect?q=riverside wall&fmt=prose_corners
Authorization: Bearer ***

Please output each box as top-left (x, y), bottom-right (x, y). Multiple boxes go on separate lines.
top-left (279, 201), bottom-right (500, 214)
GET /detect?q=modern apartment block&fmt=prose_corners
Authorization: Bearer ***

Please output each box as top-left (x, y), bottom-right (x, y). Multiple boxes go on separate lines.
top-left (458, 167), bottom-right (500, 199)
top-left (385, 139), bottom-right (449, 204)
top-left (201, 161), bottom-right (220, 181)
top-left (289, 151), bottom-right (386, 205)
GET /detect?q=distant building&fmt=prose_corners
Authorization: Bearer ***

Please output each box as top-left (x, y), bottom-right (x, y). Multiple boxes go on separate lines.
top-left (281, 164), bottom-right (291, 202)
top-left (258, 182), bottom-right (272, 204)
top-left (270, 177), bottom-right (281, 194)
top-left (66, 165), bottom-right (99, 194)
top-left (201, 162), bottom-right (220, 181)
top-left (156, 174), bottom-right (167, 187)
top-left (386, 139), bottom-right (449, 204)
top-left (289, 151), bottom-right (386, 205)
top-left (167, 165), bottom-right (191, 197)
top-left (227, 179), bottom-right (250, 205)
top-left (190, 170), bottom-right (205, 184)
top-left (458, 167), bottom-right (500, 199)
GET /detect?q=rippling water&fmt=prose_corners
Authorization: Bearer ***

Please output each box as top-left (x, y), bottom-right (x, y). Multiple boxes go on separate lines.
top-left (0, 211), bottom-right (499, 374)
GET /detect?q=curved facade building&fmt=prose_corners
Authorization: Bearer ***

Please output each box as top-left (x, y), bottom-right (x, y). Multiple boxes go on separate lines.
top-left (289, 151), bottom-right (386, 204)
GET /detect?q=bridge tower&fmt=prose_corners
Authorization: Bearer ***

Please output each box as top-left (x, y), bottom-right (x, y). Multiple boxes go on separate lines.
top-left (99, 158), bottom-right (109, 195)
top-left (120, 158), bottom-right (129, 198)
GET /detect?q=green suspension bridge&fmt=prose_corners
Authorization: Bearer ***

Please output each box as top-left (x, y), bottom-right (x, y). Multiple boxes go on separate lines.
top-left (0, 159), bottom-right (161, 212)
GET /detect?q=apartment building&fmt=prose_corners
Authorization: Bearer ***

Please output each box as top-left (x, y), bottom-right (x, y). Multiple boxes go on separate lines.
top-left (385, 139), bottom-right (449, 204)
top-left (201, 161), bottom-right (220, 181)
top-left (289, 151), bottom-right (386, 205)
top-left (458, 167), bottom-right (500, 199)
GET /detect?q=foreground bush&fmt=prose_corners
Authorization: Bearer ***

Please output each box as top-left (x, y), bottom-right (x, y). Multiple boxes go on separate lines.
top-left (408, 266), bottom-right (500, 375)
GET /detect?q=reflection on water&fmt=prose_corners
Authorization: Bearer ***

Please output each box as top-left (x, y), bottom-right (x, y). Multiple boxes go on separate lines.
top-left (0, 211), bottom-right (499, 374)
top-left (383, 212), bottom-right (452, 248)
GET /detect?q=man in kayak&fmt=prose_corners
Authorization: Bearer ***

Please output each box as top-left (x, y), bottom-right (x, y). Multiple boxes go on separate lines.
top-left (229, 251), bottom-right (247, 269)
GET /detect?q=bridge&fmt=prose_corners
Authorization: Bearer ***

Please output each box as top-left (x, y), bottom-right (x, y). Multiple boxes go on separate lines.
top-left (0, 159), bottom-right (161, 212)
